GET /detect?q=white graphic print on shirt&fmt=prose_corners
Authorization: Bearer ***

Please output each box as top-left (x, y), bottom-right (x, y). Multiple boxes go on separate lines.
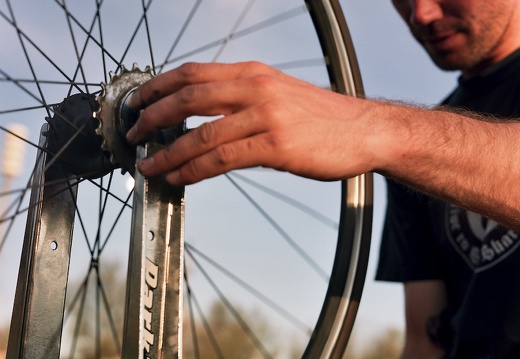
top-left (445, 203), bottom-right (520, 272)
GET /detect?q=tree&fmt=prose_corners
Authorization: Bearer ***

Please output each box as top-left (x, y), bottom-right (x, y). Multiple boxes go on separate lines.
top-left (183, 300), bottom-right (284, 359)
top-left (64, 260), bottom-right (292, 358)
top-left (63, 261), bottom-right (126, 359)
top-left (358, 328), bottom-right (403, 359)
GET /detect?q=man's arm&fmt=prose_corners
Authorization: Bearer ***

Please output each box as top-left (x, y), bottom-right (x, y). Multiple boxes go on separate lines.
top-left (401, 281), bottom-right (447, 359)
top-left (378, 104), bottom-right (520, 231)
top-left (126, 61), bottom-right (520, 230)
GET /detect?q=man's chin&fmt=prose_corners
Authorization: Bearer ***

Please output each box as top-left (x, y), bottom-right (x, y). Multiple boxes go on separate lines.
top-left (426, 50), bottom-right (468, 72)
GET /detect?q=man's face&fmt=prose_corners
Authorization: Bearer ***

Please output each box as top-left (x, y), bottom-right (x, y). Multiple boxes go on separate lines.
top-left (391, 0), bottom-right (518, 75)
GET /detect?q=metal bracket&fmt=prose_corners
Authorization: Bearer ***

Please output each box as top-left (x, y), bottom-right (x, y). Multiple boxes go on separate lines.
top-left (7, 124), bottom-right (77, 359)
top-left (122, 143), bottom-right (185, 358)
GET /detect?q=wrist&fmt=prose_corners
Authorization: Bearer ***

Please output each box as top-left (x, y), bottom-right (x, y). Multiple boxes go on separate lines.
top-left (360, 100), bottom-right (415, 176)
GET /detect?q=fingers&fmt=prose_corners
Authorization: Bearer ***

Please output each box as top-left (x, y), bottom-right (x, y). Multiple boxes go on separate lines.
top-left (129, 62), bottom-right (263, 108)
top-left (139, 134), bottom-right (271, 185)
top-left (136, 107), bottom-right (269, 180)
top-left (126, 62), bottom-right (283, 143)
top-left (163, 135), bottom-right (272, 185)
top-left (128, 61), bottom-right (281, 111)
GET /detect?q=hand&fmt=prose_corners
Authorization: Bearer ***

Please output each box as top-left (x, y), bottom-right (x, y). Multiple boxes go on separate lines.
top-left (126, 61), bottom-right (381, 185)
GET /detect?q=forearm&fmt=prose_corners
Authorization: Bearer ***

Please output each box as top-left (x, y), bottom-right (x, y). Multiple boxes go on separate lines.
top-left (370, 101), bottom-right (520, 230)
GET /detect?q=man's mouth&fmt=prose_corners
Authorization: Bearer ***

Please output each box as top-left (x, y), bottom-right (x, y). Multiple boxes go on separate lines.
top-left (421, 31), bottom-right (459, 50)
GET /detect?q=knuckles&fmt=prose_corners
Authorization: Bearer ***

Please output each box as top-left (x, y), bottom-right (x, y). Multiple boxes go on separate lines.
top-left (242, 61), bottom-right (276, 76)
top-left (176, 84), bottom-right (204, 107)
top-left (213, 144), bottom-right (239, 167)
top-left (177, 62), bottom-right (205, 82)
top-left (257, 100), bottom-right (285, 121)
top-left (181, 157), bottom-right (203, 183)
top-left (195, 122), bottom-right (217, 147)
top-left (246, 74), bottom-right (279, 94)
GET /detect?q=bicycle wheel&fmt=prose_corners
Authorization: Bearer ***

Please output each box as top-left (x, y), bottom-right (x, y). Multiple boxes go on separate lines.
top-left (0, 0), bottom-right (372, 358)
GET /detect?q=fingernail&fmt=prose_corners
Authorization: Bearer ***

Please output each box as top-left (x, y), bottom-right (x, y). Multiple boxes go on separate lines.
top-left (127, 90), bottom-right (141, 109)
top-left (137, 157), bottom-right (154, 173)
top-left (166, 170), bottom-right (181, 185)
top-left (126, 125), bottom-right (138, 143)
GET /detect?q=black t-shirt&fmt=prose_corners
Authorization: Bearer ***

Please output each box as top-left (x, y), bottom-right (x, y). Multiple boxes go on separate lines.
top-left (376, 48), bottom-right (520, 359)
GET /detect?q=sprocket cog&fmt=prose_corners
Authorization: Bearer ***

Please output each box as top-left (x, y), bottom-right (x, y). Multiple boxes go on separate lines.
top-left (96, 64), bottom-right (154, 174)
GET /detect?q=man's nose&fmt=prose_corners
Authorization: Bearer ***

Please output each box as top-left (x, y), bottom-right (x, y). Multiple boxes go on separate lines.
top-left (410, 0), bottom-right (443, 26)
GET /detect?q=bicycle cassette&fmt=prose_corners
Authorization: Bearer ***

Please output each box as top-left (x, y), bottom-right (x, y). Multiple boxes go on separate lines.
top-left (96, 64), bottom-right (154, 174)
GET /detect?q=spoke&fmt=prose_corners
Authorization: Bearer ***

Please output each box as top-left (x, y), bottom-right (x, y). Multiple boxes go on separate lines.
top-left (0, 176), bottom-right (85, 205)
top-left (0, 76), bottom-right (99, 117)
top-left (115, 0), bottom-right (153, 72)
top-left (64, 267), bottom-right (92, 321)
top-left (225, 5), bottom-right (306, 41)
top-left (99, 190), bottom-right (133, 253)
top-left (186, 249), bottom-right (274, 359)
top-left (158, 0), bottom-right (203, 74)
top-left (186, 243), bottom-right (312, 335)
top-left (86, 177), bottom-right (132, 209)
top-left (59, 0), bottom-right (91, 97)
top-left (97, 271), bottom-right (122, 355)
top-left (159, 5), bottom-right (306, 68)
top-left (66, 270), bottom-right (92, 359)
top-left (4, 1), bottom-right (51, 118)
top-left (0, 177), bottom-right (88, 229)
top-left (225, 173), bottom-right (329, 281)
top-left (95, 268), bottom-right (101, 358)
top-left (0, 187), bottom-right (28, 254)
top-left (66, 173), bottom-right (130, 257)
top-left (56, 0), bottom-right (107, 95)
top-left (272, 58), bottom-right (326, 71)
top-left (0, 104), bottom-right (51, 116)
top-left (0, 77), bottom-right (99, 87)
top-left (0, 123), bottom-right (46, 154)
top-left (230, 172), bottom-right (338, 230)
top-left (211, 0), bottom-right (256, 62)
top-left (185, 280), bottom-right (225, 359)
top-left (184, 271), bottom-right (201, 359)
top-left (92, 173), bottom-right (115, 256)
top-left (52, 0), bottom-right (120, 69)
top-left (69, 182), bottom-right (95, 255)
top-left (95, 0), bottom-right (109, 83)
top-left (55, 0), bottom-right (109, 97)
top-left (141, 0), bottom-right (156, 74)
top-left (0, 8), bottom-right (84, 100)
top-left (0, 68), bottom-right (55, 110)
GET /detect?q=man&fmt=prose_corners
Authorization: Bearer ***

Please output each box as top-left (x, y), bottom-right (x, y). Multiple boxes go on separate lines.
top-left (376, 0), bottom-right (520, 358)
top-left (126, 0), bottom-right (520, 356)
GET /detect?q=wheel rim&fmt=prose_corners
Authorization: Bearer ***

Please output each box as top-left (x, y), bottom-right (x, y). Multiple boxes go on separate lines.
top-left (0, 1), bottom-right (371, 358)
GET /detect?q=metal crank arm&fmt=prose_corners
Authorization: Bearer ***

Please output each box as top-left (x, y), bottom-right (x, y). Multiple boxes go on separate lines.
top-left (122, 143), bottom-right (185, 358)
top-left (7, 124), bottom-right (77, 359)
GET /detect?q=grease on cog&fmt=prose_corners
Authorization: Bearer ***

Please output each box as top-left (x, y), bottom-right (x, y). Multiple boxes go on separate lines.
top-left (96, 64), bottom-right (154, 175)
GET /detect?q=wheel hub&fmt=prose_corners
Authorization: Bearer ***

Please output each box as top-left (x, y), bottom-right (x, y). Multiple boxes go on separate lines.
top-left (45, 93), bottom-right (114, 179)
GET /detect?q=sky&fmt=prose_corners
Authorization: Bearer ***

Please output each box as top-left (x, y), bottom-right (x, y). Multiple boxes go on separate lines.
top-left (0, 0), bottom-right (463, 356)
